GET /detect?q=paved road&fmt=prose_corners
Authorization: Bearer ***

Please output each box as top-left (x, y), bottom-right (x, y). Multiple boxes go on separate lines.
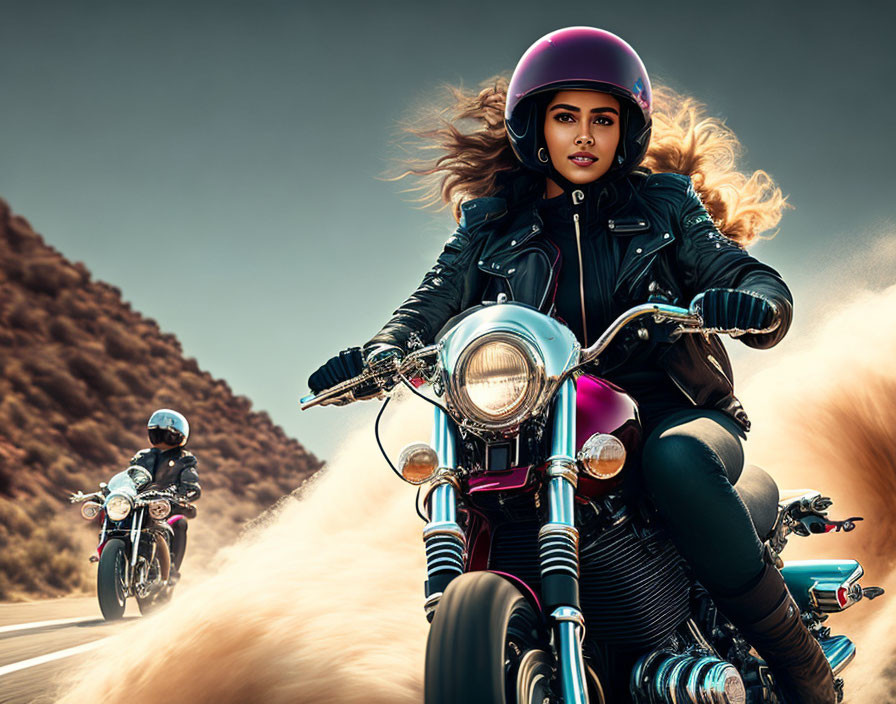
top-left (0, 596), bottom-right (139, 704)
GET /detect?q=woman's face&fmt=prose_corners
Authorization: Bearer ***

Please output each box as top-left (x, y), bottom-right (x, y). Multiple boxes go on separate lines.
top-left (543, 90), bottom-right (621, 194)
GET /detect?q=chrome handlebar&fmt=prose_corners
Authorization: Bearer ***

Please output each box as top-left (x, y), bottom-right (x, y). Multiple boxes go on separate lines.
top-left (135, 489), bottom-right (180, 506)
top-left (300, 346), bottom-right (438, 410)
top-left (300, 301), bottom-right (776, 410)
top-left (578, 302), bottom-right (702, 367)
top-left (69, 490), bottom-right (102, 504)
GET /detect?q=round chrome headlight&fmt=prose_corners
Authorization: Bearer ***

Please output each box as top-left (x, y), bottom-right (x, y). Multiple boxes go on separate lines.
top-left (452, 333), bottom-right (543, 429)
top-left (148, 499), bottom-right (171, 520)
top-left (105, 493), bottom-right (133, 522)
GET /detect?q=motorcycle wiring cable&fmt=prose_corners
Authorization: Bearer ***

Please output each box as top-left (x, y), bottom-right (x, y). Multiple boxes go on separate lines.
top-left (373, 395), bottom-right (429, 522)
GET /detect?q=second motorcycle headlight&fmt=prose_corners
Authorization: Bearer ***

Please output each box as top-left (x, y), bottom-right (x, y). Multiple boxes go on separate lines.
top-left (453, 334), bottom-right (542, 428)
top-left (105, 493), bottom-right (132, 522)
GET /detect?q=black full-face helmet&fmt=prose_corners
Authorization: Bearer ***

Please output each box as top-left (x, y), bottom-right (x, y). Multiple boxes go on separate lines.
top-left (505, 26), bottom-right (652, 184)
top-left (147, 408), bottom-right (189, 448)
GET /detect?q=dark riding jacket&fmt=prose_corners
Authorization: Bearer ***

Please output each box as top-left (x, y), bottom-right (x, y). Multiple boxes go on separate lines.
top-left (367, 169), bottom-right (793, 430)
top-left (129, 447), bottom-right (201, 516)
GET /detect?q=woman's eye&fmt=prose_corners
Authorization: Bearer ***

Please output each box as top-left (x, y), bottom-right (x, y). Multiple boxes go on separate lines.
top-left (554, 112), bottom-right (575, 123)
top-left (594, 116), bottom-right (614, 126)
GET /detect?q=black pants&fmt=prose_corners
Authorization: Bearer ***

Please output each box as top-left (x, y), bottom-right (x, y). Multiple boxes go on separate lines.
top-left (640, 408), bottom-right (765, 596)
top-left (170, 518), bottom-right (188, 571)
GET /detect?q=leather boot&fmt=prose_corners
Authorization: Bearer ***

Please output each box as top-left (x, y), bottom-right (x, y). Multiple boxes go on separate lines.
top-left (712, 563), bottom-right (836, 704)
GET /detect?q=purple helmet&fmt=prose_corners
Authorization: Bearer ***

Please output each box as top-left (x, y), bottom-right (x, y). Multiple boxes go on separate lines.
top-left (505, 27), bottom-right (652, 179)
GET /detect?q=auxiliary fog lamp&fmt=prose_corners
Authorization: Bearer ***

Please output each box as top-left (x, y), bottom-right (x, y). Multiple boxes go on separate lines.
top-left (398, 443), bottom-right (440, 485)
top-left (80, 501), bottom-right (102, 520)
top-left (148, 499), bottom-right (172, 520)
top-left (577, 433), bottom-right (627, 479)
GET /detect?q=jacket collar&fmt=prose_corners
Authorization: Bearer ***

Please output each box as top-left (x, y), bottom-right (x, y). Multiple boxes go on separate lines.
top-left (464, 171), bottom-right (652, 251)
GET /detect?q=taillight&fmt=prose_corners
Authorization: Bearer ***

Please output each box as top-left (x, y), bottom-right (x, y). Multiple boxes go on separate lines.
top-left (836, 586), bottom-right (849, 609)
top-left (808, 563), bottom-right (864, 612)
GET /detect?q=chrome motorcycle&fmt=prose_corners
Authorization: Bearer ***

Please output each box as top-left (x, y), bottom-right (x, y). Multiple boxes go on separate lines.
top-left (301, 300), bottom-right (883, 704)
top-left (71, 465), bottom-right (186, 620)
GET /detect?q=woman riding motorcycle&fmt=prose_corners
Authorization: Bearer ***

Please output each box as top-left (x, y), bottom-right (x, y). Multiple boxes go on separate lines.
top-left (308, 27), bottom-right (833, 703)
top-left (129, 408), bottom-right (201, 581)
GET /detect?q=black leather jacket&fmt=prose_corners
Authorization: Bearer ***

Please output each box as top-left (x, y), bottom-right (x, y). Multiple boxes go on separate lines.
top-left (367, 169), bottom-right (793, 430)
top-left (129, 447), bottom-right (202, 508)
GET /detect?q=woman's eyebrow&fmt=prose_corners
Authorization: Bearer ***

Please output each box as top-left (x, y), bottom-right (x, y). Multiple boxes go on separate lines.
top-left (549, 103), bottom-right (619, 115)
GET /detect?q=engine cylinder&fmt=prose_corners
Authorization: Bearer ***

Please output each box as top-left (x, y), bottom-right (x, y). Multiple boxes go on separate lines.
top-left (488, 510), bottom-right (690, 649)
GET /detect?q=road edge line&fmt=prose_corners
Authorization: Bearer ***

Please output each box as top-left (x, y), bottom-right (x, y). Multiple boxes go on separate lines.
top-left (0, 638), bottom-right (109, 677)
top-left (0, 617), bottom-right (96, 635)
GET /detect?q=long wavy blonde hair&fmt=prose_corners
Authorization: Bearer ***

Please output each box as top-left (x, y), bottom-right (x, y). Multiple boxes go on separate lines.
top-left (394, 77), bottom-right (787, 248)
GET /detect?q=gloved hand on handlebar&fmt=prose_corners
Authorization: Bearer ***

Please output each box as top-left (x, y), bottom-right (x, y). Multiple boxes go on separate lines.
top-left (308, 347), bottom-right (365, 394)
top-left (307, 345), bottom-right (403, 395)
top-left (692, 288), bottom-right (779, 334)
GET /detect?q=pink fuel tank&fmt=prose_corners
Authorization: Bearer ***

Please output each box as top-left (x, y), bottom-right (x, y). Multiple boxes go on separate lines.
top-left (575, 374), bottom-right (641, 498)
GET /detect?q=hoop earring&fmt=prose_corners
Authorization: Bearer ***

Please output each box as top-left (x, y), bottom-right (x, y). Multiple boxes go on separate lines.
top-left (537, 147), bottom-right (549, 163)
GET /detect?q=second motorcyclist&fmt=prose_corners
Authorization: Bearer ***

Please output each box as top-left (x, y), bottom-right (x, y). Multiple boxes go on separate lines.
top-left (129, 408), bottom-right (201, 581)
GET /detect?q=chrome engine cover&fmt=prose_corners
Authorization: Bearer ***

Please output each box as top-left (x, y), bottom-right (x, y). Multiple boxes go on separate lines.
top-left (630, 651), bottom-right (746, 704)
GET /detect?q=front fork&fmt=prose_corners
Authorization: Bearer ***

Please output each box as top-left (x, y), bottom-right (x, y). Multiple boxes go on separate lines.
top-left (542, 378), bottom-right (588, 704)
top-left (422, 378), bottom-right (589, 704)
top-left (422, 405), bottom-right (465, 619)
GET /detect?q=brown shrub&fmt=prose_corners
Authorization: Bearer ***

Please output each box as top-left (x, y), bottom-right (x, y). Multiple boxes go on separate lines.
top-left (58, 290), bottom-right (95, 320)
top-left (223, 464), bottom-right (255, 488)
top-left (179, 371), bottom-right (206, 398)
top-left (48, 317), bottom-right (79, 344)
top-left (66, 418), bottom-right (118, 463)
top-left (104, 326), bottom-right (147, 361)
top-left (67, 352), bottom-right (128, 397)
top-left (148, 338), bottom-right (174, 358)
top-left (247, 478), bottom-right (284, 507)
top-left (0, 395), bottom-right (29, 428)
top-left (0, 498), bottom-right (35, 537)
top-left (21, 438), bottom-right (58, 467)
top-left (0, 323), bottom-right (14, 348)
top-left (46, 455), bottom-right (80, 487)
top-left (20, 258), bottom-right (81, 296)
top-left (7, 301), bottom-right (42, 330)
top-left (28, 360), bottom-right (94, 416)
top-left (212, 433), bottom-right (241, 460)
top-left (114, 364), bottom-right (155, 397)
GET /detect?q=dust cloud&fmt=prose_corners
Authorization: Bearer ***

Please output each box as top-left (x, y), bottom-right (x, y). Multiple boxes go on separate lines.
top-left (57, 284), bottom-right (896, 703)
top-left (740, 282), bottom-right (896, 704)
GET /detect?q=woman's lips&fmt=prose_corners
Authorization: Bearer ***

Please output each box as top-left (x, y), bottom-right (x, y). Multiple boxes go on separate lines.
top-left (568, 153), bottom-right (598, 167)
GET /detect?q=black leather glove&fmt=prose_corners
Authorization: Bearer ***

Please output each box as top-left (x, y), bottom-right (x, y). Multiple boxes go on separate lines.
top-left (308, 347), bottom-right (365, 394)
top-left (693, 288), bottom-right (779, 334)
top-left (173, 455), bottom-right (197, 472)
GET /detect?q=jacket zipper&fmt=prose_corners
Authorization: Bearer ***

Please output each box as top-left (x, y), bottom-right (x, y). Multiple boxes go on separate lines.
top-left (571, 189), bottom-right (588, 346)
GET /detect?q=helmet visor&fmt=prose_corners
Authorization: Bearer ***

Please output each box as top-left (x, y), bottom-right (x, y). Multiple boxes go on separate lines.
top-left (149, 427), bottom-right (185, 446)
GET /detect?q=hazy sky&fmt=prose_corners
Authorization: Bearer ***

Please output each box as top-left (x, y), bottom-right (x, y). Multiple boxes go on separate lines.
top-left (2, 1), bottom-right (894, 459)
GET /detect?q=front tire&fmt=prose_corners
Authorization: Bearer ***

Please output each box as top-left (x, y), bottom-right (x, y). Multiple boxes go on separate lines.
top-left (97, 539), bottom-right (128, 621)
top-left (424, 571), bottom-right (550, 704)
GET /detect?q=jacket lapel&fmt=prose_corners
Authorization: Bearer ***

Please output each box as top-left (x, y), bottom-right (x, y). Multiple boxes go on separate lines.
top-left (612, 221), bottom-right (676, 296)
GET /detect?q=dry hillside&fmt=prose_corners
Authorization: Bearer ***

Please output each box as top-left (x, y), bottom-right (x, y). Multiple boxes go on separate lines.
top-left (0, 198), bottom-right (320, 600)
